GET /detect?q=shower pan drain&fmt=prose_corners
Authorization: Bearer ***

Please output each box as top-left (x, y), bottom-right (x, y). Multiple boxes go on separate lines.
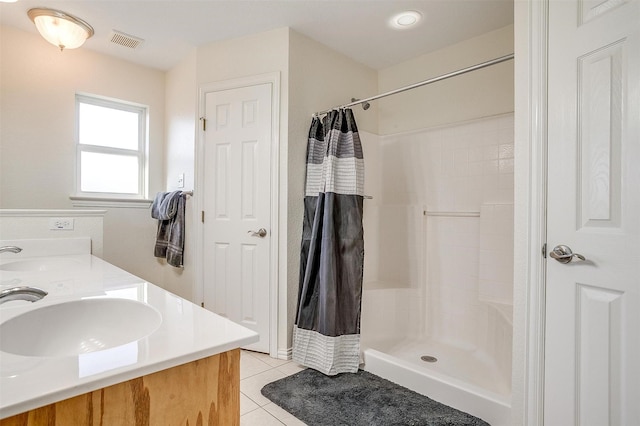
top-left (420, 355), bottom-right (438, 363)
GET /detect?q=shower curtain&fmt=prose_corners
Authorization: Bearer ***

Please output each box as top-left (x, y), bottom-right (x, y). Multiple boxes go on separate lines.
top-left (293, 108), bottom-right (365, 375)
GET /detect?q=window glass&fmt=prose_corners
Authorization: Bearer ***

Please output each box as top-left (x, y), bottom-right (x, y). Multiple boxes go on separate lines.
top-left (80, 151), bottom-right (139, 194)
top-left (78, 103), bottom-right (139, 150)
top-left (75, 94), bottom-right (147, 199)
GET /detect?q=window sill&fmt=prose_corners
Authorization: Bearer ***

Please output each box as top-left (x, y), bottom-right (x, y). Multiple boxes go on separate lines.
top-left (70, 196), bottom-right (152, 209)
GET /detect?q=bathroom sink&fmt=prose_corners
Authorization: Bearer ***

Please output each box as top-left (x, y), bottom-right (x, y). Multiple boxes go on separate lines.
top-left (0, 298), bottom-right (162, 357)
top-left (0, 258), bottom-right (82, 272)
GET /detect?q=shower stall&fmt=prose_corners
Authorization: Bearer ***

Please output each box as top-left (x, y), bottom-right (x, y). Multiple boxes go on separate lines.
top-left (359, 113), bottom-right (514, 426)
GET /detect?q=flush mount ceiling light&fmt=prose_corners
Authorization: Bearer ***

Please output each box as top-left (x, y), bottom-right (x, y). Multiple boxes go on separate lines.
top-left (27, 8), bottom-right (94, 51)
top-left (390, 10), bottom-right (423, 29)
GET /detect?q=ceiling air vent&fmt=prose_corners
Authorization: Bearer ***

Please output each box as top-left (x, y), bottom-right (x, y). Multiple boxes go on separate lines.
top-left (109, 30), bottom-right (144, 49)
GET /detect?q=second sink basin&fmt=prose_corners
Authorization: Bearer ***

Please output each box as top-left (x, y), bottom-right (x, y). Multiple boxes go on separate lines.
top-left (0, 298), bottom-right (162, 357)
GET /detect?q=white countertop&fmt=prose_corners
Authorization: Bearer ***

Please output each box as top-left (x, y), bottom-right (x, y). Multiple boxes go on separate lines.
top-left (0, 254), bottom-right (258, 419)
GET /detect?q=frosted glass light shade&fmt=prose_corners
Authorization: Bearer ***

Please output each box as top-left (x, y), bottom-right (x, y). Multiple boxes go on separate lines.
top-left (28, 8), bottom-right (94, 51)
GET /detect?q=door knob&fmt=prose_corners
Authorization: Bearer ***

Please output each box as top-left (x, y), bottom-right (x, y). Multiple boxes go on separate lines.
top-left (549, 244), bottom-right (586, 264)
top-left (248, 228), bottom-right (267, 238)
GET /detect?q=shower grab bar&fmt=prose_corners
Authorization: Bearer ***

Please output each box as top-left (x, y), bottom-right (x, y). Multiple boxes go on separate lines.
top-left (423, 211), bottom-right (480, 217)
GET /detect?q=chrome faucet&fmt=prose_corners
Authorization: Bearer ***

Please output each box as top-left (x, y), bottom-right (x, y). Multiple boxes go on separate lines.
top-left (0, 246), bottom-right (22, 254)
top-left (0, 286), bottom-right (48, 305)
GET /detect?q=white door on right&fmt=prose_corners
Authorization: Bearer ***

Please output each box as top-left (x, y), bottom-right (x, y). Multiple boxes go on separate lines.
top-left (545, 1), bottom-right (640, 425)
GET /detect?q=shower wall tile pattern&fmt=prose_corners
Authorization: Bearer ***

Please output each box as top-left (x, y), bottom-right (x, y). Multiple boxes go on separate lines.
top-left (479, 203), bottom-right (515, 305)
top-left (378, 113), bottom-right (514, 210)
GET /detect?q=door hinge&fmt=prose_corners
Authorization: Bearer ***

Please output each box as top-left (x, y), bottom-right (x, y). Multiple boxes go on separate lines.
top-left (201, 210), bottom-right (205, 223)
top-left (542, 243), bottom-right (547, 258)
top-left (200, 117), bottom-right (206, 131)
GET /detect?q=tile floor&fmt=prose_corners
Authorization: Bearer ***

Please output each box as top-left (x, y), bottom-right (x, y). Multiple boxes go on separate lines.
top-left (240, 350), bottom-right (308, 426)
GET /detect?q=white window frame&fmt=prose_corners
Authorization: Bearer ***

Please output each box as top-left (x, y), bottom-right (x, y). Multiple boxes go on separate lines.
top-left (71, 94), bottom-right (150, 208)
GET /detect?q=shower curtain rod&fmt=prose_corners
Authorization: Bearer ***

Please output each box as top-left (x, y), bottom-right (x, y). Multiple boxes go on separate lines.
top-left (312, 53), bottom-right (514, 117)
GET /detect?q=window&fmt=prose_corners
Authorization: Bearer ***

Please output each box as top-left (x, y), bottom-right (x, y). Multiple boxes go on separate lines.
top-left (73, 94), bottom-right (148, 206)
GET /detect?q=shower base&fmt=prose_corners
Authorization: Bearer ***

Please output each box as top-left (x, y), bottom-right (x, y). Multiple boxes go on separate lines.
top-left (362, 338), bottom-right (511, 426)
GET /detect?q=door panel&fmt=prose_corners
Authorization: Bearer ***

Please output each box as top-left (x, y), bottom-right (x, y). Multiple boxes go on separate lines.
top-left (577, 40), bottom-right (623, 229)
top-left (545, 1), bottom-right (640, 424)
top-left (203, 83), bottom-right (272, 353)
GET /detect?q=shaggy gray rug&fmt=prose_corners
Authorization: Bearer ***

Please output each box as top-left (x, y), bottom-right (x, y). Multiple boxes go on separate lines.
top-left (261, 369), bottom-right (491, 426)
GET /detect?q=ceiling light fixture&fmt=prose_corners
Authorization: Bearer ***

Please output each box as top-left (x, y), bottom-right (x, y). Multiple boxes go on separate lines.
top-left (27, 8), bottom-right (94, 51)
top-left (390, 10), bottom-right (423, 30)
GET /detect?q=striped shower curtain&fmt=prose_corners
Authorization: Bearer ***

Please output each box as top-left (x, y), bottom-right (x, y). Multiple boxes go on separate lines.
top-left (293, 108), bottom-right (365, 375)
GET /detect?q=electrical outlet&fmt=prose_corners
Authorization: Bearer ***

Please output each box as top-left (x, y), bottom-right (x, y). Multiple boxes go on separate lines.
top-left (49, 217), bottom-right (74, 230)
top-left (177, 173), bottom-right (185, 188)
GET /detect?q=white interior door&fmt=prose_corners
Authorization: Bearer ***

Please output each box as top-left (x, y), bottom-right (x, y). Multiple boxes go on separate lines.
top-left (202, 83), bottom-right (272, 353)
top-left (545, 1), bottom-right (640, 424)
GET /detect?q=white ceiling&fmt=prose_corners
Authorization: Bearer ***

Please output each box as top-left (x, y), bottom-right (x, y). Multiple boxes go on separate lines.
top-left (0, 1), bottom-right (514, 71)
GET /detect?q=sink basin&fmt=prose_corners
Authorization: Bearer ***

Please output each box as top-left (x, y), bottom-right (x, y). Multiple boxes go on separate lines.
top-left (0, 299), bottom-right (162, 357)
top-left (0, 258), bottom-right (82, 272)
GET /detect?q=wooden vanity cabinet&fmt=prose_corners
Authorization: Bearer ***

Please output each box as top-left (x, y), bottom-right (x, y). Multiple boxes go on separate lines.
top-left (0, 349), bottom-right (240, 426)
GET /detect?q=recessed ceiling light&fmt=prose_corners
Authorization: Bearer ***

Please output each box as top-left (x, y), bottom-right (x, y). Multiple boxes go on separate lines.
top-left (390, 11), bottom-right (423, 30)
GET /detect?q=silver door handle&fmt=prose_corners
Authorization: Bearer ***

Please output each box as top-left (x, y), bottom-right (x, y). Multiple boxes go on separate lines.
top-left (549, 244), bottom-right (586, 263)
top-left (248, 228), bottom-right (267, 238)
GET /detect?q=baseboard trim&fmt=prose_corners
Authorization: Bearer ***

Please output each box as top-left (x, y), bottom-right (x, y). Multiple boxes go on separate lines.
top-left (277, 347), bottom-right (292, 361)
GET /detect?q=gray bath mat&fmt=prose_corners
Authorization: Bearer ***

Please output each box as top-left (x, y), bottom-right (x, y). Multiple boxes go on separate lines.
top-left (261, 368), bottom-right (491, 426)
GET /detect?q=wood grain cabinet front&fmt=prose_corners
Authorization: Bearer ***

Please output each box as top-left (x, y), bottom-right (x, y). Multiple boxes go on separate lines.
top-left (0, 349), bottom-right (240, 426)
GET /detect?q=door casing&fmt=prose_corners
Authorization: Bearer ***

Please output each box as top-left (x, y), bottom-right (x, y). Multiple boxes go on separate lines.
top-left (515, 1), bottom-right (549, 424)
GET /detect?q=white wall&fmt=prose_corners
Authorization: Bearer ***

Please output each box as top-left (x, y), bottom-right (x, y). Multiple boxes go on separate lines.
top-left (377, 25), bottom-right (514, 135)
top-left (163, 49), bottom-right (198, 300)
top-left (0, 210), bottom-right (104, 257)
top-left (0, 25), bottom-right (167, 286)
